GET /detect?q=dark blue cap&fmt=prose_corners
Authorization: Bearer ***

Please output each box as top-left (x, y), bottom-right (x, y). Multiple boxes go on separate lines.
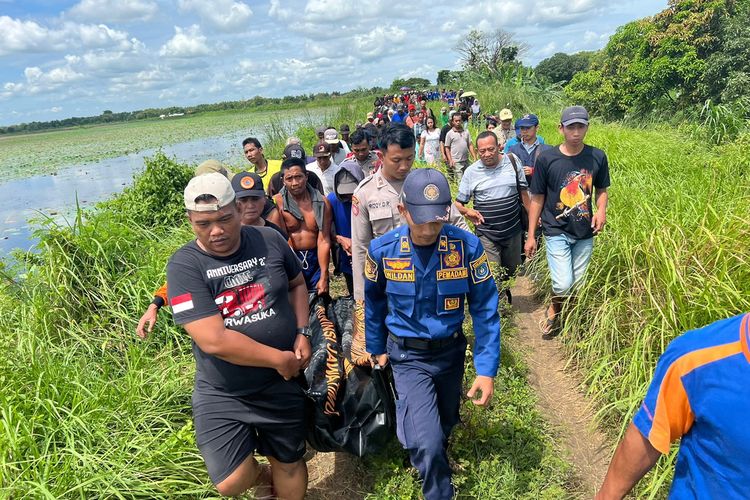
top-left (561, 106), bottom-right (589, 126)
top-left (401, 168), bottom-right (451, 224)
top-left (516, 113), bottom-right (539, 127)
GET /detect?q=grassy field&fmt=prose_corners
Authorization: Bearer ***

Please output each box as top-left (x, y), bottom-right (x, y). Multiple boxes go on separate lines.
top-left (541, 124), bottom-right (750, 496)
top-left (0, 97), bottom-right (370, 182)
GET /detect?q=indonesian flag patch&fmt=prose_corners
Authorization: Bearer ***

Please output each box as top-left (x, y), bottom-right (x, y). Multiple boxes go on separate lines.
top-left (170, 292), bottom-right (194, 314)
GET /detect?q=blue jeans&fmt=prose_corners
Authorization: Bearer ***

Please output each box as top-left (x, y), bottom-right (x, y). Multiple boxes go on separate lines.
top-left (545, 234), bottom-right (593, 296)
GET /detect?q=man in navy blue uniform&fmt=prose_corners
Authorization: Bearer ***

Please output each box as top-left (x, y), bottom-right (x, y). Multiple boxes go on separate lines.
top-left (364, 168), bottom-right (501, 500)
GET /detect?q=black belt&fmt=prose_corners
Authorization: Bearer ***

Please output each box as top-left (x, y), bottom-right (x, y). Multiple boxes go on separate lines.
top-left (388, 331), bottom-right (461, 351)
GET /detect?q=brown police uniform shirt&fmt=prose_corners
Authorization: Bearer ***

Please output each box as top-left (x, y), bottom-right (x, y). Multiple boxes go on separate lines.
top-left (351, 169), bottom-right (469, 300)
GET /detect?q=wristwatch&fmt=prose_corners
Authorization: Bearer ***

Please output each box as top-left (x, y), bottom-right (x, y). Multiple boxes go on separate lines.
top-left (296, 326), bottom-right (311, 339)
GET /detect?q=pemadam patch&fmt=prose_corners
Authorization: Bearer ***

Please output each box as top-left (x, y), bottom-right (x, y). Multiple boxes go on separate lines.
top-left (436, 240), bottom-right (468, 280)
top-left (365, 252), bottom-right (378, 282)
top-left (383, 258), bottom-right (415, 282)
top-left (470, 252), bottom-right (491, 284)
top-left (444, 297), bottom-right (460, 311)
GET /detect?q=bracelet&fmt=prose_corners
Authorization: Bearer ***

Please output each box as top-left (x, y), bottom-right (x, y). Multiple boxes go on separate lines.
top-left (151, 296), bottom-right (165, 309)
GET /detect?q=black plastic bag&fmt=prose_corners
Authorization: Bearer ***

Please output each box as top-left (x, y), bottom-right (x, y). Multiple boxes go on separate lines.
top-left (303, 295), bottom-right (396, 456)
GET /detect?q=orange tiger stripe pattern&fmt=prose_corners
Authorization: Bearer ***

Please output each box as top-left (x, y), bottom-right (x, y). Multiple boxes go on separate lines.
top-left (315, 303), bottom-right (342, 416)
top-left (350, 300), bottom-right (371, 366)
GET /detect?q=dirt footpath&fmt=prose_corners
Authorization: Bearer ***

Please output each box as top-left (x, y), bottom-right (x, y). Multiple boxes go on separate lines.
top-left (510, 276), bottom-right (611, 497)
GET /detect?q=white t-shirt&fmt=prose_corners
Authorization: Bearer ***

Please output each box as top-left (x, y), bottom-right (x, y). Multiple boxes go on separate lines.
top-left (420, 128), bottom-right (441, 163)
top-left (306, 160), bottom-right (340, 196)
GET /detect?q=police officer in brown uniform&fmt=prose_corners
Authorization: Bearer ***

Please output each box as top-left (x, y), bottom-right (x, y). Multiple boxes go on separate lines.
top-left (351, 123), bottom-right (469, 302)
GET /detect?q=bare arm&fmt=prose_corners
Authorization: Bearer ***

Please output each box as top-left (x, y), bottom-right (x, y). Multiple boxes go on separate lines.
top-left (520, 189), bottom-right (531, 213)
top-left (265, 203), bottom-right (283, 229)
top-left (526, 193), bottom-right (544, 239)
top-left (454, 200), bottom-right (484, 225)
top-left (183, 314), bottom-right (300, 378)
top-left (315, 198), bottom-right (333, 294)
top-left (524, 193), bottom-right (545, 258)
top-left (592, 187), bottom-right (609, 233)
top-left (288, 272), bottom-right (312, 368)
top-left (288, 272), bottom-right (309, 329)
top-left (469, 141), bottom-right (477, 162)
top-left (595, 423), bottom-right (662, 500)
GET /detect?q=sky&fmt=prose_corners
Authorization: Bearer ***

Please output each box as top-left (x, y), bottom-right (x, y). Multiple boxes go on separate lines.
top-left (0, 0), bottom-right (667, 126)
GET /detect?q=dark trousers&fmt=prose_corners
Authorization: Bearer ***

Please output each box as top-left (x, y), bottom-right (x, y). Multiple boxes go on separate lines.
top-left (478, 231), bottom-right (523, 281)
top-left (386, 335), bottom-right (467, 500)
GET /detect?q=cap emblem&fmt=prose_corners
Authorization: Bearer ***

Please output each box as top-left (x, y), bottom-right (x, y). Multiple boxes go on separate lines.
top-left (423, 184), bottom-right (440, 201)
top-left (240, 175), bottom-right (254, 189)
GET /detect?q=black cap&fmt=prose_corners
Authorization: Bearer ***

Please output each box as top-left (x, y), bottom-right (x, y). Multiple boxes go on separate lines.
top-left (231, 171), bottom-right (265, 198)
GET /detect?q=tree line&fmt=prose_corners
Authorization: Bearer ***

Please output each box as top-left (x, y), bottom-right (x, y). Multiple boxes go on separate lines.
top-left (0, 87), bottom-right (385, 136)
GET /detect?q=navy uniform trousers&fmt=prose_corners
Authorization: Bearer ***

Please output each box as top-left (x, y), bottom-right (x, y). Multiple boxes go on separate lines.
top-left (388, 334), bottom-right (467, 500)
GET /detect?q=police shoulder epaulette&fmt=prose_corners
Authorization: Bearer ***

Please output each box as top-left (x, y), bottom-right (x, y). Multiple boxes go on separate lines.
top-left (353, 175), bottom-right (375, 194)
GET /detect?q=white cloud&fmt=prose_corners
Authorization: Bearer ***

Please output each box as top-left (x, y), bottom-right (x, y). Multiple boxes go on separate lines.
top-left (50, 106), bottom-right (63, 112)
top-left (0, 16), bottom-right (134, 55)
top-left (178, 0), bottom-right (253, 33)
top-left (268, 0), bottom-right (294, 21)
top-left (159, 25), bottom-right (212, 58)
top-left (303, 0), bottom-right (386, 23)
top-left (22, 65), bottom-right (85, 95)
top-left (67, 0), bottom-right (158, 23)
top-left (536, 41), bottom-right (557, 58)
top-left (352, 26), bottom-right (406, 61)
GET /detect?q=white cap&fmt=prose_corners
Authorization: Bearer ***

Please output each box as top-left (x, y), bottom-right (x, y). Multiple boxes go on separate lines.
top-left (184, 172), bottom-right (236, 212)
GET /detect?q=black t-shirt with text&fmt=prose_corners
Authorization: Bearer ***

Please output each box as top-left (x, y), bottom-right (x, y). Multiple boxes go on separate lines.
top-left (167, 225), bottom-right (302, 395)
top-left (530, 145), bottom-right (610, 239)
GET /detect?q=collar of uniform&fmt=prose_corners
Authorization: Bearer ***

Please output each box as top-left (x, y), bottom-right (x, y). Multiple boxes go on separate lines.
top-left (437, 234), bottom-right (448, 253)
top-left (375, 170), bottom-right (388, 189)
top-left (399, 233), bottom-right (412, 254)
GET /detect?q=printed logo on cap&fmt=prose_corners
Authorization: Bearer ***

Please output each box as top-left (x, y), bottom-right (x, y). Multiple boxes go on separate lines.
top-left (317, 144), bottom-right (326, 153)
top-left (240, 175), bottom-right (255, 189)
top-left (423, 184), bottom-right (440, 201)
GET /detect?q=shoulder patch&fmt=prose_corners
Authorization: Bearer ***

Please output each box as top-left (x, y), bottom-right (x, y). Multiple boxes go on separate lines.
top-left (352, 195), bottom-right (360, 217)
top-left (365, 252), bottom-right (378, 282)
top-left (470, 252), bottom-right (491, 284)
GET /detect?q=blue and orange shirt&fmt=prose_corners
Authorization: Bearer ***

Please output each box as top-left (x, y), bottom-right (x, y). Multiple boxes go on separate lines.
top-left (633, 313), bottom-right (750, 499)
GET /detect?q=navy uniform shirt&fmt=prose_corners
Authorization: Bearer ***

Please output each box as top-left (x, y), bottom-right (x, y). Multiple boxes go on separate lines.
top-left (364, 224), bottom-right (501, 377)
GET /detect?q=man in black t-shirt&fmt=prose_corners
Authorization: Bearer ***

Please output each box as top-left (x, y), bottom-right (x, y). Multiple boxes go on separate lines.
top-left (525, 106), bottom-right (610, 335)
top-left (166, 172), bottom-right (311, 499)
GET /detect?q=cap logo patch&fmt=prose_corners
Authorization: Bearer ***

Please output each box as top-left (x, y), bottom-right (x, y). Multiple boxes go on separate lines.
top-left (423, 184), bottom-right (440, 201)
top-left (240, 175), bottom-right (255, 189)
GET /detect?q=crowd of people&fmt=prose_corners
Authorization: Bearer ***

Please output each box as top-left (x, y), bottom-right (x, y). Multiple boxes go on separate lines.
top-left (134, 96), bottom-right (748, 500)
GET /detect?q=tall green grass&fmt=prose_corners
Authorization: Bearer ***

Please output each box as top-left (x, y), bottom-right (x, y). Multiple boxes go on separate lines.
top-left (527, 118), bottom-right (750, 496)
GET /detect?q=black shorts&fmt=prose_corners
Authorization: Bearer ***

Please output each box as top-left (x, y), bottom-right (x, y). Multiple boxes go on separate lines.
top-left (192, 378), bottom-right (306, 484)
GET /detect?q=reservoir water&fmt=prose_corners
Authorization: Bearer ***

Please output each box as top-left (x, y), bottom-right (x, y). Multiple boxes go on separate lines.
top-left (1, 131), bottom-right (261, 258)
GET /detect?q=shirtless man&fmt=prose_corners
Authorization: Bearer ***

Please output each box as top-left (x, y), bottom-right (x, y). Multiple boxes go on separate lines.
top-left (273, 157), bottom-right (333, 295)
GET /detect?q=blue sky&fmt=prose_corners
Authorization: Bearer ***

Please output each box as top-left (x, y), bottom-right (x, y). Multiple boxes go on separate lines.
top-left (0, 0), bottom-right (667, 126)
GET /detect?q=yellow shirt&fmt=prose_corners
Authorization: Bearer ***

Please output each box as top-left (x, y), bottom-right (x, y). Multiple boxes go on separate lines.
top-left (254, 158), bottom-right (282, 184)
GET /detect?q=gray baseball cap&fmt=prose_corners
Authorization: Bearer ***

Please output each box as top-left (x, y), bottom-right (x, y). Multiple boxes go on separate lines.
top-left (184, 172), bottom-right (236, 212)
top-left (561, 106), bottom-right (589, 126)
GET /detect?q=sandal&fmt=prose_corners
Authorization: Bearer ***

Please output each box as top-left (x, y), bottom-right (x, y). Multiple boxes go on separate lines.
top-left (540, 309), bottom-right (559, 336)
